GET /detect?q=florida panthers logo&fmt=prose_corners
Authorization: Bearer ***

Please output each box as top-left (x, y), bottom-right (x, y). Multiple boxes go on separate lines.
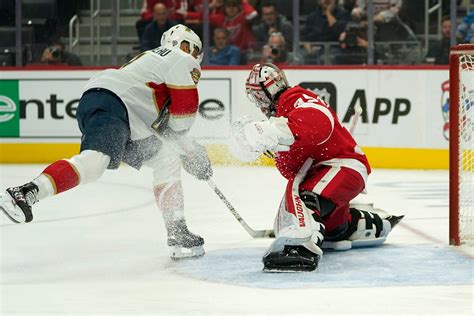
top-left (190, 68), bottom-right (201, 84)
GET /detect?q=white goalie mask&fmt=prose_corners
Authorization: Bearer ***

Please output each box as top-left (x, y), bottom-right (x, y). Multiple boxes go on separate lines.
top-left (161, 24), bottom-right (203, 63)
top-left (245, 63), bottom-right (289, 117)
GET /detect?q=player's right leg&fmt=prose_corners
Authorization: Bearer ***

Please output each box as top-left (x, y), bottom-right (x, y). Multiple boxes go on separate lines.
top-left (1, 89), bottom-right (130, 224)
top-left (300, 164), bottom-right (403, 251)
top-left (144, 141), bottom-right (204, 260)
top-left (322, 204), bottom-right (404, 251)
top-left (262, 193), bottom-right (324, 272)
top-left (262, 159), bottom-right (324, 272)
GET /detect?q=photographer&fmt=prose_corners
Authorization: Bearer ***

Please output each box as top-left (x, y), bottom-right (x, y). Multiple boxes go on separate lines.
top-left (40, 41), bottom-right (82, 66)
top-left (260, 32), bottom-right (301, 66)
top-left (301, 0), bottom-right (350, 42)
top-left (335, 22), bottom-right (370, 64)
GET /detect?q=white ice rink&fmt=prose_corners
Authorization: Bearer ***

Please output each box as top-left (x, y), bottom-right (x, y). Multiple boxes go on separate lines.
top-left (1, 164), bottom-right (473, 315)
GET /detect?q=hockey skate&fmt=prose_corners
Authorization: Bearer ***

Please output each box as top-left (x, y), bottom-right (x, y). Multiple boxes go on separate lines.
top-left (322, 207), bottom-right (404, 251)
top-left (0, 182), bottom-right (38, 223)
top-left (167, 219), bottom-right (205, 260)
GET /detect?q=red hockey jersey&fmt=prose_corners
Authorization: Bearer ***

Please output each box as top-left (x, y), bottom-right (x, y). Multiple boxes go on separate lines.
top-left (223, 10), bottom-right (256, 52)
top-left (274, 86), bottom-right (371, 181)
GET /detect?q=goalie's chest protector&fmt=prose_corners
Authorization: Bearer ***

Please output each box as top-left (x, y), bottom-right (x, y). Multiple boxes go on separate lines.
top-left (83, 47), bottom-right (200, 141)
top-left (275, 86), bottom-right (370, 180)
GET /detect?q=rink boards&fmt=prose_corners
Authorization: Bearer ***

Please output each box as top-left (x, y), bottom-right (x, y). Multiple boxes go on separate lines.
top-left (0, 66), bottom-right (450, 168)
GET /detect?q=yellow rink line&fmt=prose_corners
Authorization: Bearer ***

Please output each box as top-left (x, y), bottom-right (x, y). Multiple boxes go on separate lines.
top-left (0, 143), bottom-right (449, 169)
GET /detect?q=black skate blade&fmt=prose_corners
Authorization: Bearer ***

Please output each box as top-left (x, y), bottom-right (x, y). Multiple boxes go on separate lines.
top-left (386, 215), bottom-right (404, 229)
top-left (170, 252), bottom-right (205, 261)
top-left (263, 262), bottom-right (317, 273)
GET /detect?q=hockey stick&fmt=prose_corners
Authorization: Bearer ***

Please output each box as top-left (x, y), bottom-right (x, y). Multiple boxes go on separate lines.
top-left (207, 179), bottom-right (275, 238)
top-left (349, 103), bottom-right (363, 134)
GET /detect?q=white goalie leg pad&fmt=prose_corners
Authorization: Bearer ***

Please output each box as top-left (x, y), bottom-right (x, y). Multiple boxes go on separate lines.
top-left (322, 207), bottom-right (392, 251)
top-left (271, 159), bottom-right (324, 257)
top-left (348, 211), bottom-right (392, 248)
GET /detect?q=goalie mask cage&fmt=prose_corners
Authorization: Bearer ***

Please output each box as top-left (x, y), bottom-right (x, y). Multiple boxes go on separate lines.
top-left (449, 45), bottom-right (474, 246)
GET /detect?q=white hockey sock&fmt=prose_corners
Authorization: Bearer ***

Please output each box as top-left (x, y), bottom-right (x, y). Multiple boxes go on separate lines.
top-left (32, 174), bottom-right (55, 200)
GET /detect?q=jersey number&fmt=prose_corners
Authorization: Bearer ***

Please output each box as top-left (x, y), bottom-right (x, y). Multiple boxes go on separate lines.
top-left (120, 47), bottom-right (172, 69)
top-left (295, 93), bottom-right (328, 110)
top-left (151, 47), bottom-right (171, 57)
top-left (120, 51), bottom-right (146, 69)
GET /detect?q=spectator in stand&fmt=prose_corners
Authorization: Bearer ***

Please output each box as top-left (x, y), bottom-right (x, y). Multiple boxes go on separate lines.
top-left (457, 11), bottom-right (474, 44)
top-left (136, 0), bottom-right (177, 42)
top-left (301, 0), bottom-right (350, 42)
top-left (341, 0), bottom-right (357, 12)
top-left (209, 27), bottom-right (241, 65)
top-left (300, 0), bottom-right (350, 64)
top-left (0, 0), bottom-right (15, 26)
top-left (180, 0), bottom-right (225, 28)
top-left (141, 3), bottom-right (178, 51)
top-left (260, 32), bottom-right (301, 66)
top-left (334, 22), bottom-right (370, 64)
top-left (351, 0), bottom-right (410, 41)
top-left (352, 0), bottom-right (402, 24)
top-left (252, 1), bottom-right (293, 49)
top-left (425, 16), bottom-right (452, 65)
top-left (39, 40), bottom-right (82, 66)
top-left (223, 0), bottom-right (257, 54)
top-left (181, 0), bottom-right (257, 27)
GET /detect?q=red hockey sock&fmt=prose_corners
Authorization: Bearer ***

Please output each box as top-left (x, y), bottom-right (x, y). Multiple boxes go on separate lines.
top-left (42, 160), bottom-right (80, 194)
top-left (154, 182), bottom-right (184, 219)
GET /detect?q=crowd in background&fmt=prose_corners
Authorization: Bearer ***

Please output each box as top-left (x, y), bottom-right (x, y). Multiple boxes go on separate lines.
top-left (0, 0), bottom-right (472, 66)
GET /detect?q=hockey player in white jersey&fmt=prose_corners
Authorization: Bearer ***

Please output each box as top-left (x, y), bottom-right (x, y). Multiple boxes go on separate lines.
top-left (0, 24), bottom-right (211, 260)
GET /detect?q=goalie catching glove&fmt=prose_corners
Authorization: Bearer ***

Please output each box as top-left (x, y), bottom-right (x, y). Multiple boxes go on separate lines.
top-left (229, 116), bottom-right (295, 161)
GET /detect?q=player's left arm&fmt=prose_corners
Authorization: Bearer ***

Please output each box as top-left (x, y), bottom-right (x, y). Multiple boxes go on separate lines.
top-left (286, 106), bottom-right (334, 147)
top-left (161, 55), bottom-right (201, 136)
top-left (173, 135), bottom-right (213, 181)
top-left (285, 93), bottom-right (335, 146)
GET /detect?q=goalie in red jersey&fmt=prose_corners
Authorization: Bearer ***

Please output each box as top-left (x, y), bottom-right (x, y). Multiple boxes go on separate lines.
top-left (230, 63), bottom-right (403, 272)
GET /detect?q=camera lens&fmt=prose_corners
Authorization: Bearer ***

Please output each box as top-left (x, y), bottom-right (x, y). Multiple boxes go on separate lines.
top-left (271, 48), bottom-right (279, 55)
top-left (49, 47), bottom-right (62, 60)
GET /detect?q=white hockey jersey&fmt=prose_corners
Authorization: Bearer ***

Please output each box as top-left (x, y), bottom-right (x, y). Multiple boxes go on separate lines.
top-left (83, 46), bottom-right (201, 141)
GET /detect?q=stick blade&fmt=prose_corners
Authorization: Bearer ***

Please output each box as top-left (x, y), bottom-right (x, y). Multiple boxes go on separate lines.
top-left (249, 229), bottom-right (275, 238)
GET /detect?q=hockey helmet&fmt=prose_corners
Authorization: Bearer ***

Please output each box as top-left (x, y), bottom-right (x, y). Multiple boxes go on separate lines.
top-left (161, 24), bottom-right (203, 63)
top-left (245, 63), bottom-right (289, 117)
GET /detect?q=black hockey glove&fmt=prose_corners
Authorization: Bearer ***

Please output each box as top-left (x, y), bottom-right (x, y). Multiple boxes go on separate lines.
top-left (180, 143), bottom-right (213, 181)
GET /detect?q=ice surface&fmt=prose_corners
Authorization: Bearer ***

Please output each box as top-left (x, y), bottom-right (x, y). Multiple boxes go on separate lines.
top-left (0, 165), bottom-right (473, 315)
top-left (174, 245), bottom-right (473, 289)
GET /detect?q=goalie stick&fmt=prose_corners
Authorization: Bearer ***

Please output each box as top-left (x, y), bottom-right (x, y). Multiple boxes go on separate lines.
top-left (206, 179), bottom-right (275, 238)
top-left (349, 102), bottom-right (363, 134)
top-left (214, 105), bottom-right (364, 239)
